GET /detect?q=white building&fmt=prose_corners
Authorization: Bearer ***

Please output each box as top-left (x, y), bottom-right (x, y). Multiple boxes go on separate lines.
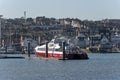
top-left (71, 20), bottom-right (81, 27)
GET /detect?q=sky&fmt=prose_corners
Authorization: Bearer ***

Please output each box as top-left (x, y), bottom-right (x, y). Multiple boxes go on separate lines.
top-left (0, 0), bottom-right (120, 20)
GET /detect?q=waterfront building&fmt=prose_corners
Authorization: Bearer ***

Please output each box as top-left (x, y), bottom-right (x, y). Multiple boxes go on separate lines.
top-left (100, 36), bottom-right (109, 44)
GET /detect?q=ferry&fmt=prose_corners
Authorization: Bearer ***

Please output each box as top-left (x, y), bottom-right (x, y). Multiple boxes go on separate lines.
top-left (35, 37), bottom-right (88, 59)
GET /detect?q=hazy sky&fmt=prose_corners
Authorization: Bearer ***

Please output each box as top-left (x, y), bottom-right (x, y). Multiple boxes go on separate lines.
top-left (0, 0), bottom-right (120, 20)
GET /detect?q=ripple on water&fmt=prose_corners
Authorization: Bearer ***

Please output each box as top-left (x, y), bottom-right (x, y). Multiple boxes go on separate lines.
top-left (0, 53), bottom-right (120, 80)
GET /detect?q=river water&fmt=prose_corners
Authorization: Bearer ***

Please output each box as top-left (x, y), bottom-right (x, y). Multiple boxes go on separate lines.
top-left (0, 53), bottom-right (120, 80)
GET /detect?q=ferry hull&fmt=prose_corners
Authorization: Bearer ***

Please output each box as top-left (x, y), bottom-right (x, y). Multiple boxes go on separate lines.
top-left (35, 52), bottom-right (89, 59)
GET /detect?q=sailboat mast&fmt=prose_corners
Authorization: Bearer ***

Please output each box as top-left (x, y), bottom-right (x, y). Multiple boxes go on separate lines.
top-left (0, 15), bottom-right (3, 48)
top-left (9, 22), bottom-right (12, 47)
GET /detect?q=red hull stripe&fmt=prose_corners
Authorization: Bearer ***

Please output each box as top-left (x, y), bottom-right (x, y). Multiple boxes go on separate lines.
top-left (35, 52), bottom-right (63, 59)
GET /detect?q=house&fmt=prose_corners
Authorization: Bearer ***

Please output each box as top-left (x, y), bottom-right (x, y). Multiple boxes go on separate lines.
top-left (77, 34), bottom-right (89, 48)
top-left (100, 36), bottom-right (109, 44)
top-left (22, 38), bottom-right (37, 53)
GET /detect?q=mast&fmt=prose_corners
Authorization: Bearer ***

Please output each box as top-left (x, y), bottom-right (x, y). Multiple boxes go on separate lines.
top-left (38, 36), bottom-right (41, 45)
top-left (0, 15), bottom-right (3, 48)
top-left (9, 22), bottom-right (12, 47)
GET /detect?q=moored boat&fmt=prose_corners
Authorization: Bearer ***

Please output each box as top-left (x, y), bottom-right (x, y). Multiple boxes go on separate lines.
top-left (0, 48), bottom-right (7, 58)
top-left (34, 37), bottom-right (88, 60)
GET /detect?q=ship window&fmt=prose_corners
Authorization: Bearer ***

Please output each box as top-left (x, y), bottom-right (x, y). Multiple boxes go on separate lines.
top-left (37, 48), bottom-right (46, 51)
top-left (37, 48), bottom-right (41, 50)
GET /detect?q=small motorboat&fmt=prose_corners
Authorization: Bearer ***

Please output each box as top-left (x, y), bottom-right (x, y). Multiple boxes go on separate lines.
top-left (0, 48), bottom-right (7, 58)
